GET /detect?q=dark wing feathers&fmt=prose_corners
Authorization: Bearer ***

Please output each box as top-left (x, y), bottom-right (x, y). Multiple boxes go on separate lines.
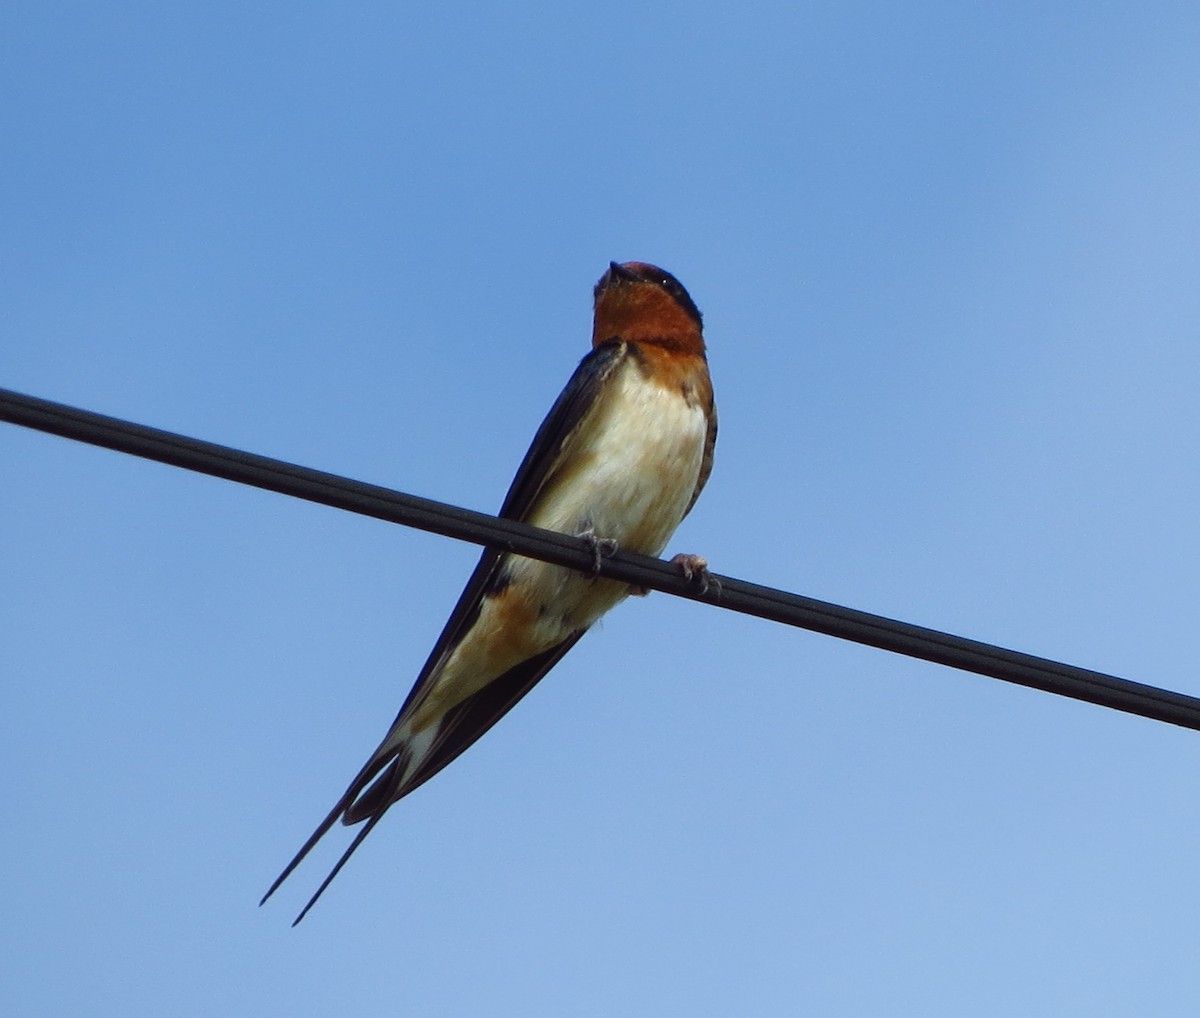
top-left (264, 341), bottom-right (627, 916)
top-left (685, 401), bottom-right (717, 518)
top-left (372, 337), bottom-right (627, 735)
top-left (498, 338), bottom-right (627, 519)
top-left (276, 633), bottom-right (588, 923)
top-left (343, 631), bottom-right (586, 824)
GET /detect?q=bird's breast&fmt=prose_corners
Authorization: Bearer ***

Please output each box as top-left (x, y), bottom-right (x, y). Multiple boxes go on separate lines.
top-left (497, 358), bottom-right (709, 637)
top-left (531, 358), bottom-right (708, 555)
top-left (410, 354), bottom-right (710, 727)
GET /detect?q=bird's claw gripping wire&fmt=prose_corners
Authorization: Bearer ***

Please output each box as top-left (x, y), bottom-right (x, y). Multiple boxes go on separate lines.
top-left (670, 553), bottom-right (719, 596)
top-left (578, 529), bottom-right (619, 578)
top-left (625, 552), bottom-right (718, 597)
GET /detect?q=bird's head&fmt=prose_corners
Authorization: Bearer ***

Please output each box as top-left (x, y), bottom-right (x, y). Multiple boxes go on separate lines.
top-left (592, 262), bottom-right (704, 354)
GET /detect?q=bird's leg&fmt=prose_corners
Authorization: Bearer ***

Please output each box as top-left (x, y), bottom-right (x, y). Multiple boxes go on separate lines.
top-left (670, 553), bottom-right (718, 596)
top-left (629, 552), bottom-right (718, 597)
top-left (577, 527), bottom-right (618, 578)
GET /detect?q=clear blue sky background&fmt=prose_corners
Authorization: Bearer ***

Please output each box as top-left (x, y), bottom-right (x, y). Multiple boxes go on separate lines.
top-left (4, 3), bottom-right (1200, 1014)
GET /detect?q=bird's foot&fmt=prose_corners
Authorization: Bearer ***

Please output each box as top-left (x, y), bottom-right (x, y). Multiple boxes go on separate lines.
top-left (578, 529), bottom-right (618, 578)
top-left (670, 553), bottom-right (718, 596)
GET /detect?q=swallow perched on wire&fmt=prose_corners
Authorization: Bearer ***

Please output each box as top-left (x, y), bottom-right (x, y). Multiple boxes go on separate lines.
top-left (261, 261), bottom-right (717, 923)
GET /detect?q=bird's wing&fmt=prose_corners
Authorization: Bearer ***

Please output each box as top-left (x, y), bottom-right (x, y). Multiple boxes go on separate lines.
top-left (684, 395), bottom-right (717, 518)
top-left (380, 336), bottom-right (629, 746)
top-left (262, 340), bottom-right (628, 917)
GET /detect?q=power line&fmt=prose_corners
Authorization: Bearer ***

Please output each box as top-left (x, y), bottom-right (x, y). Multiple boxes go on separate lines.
top-left (3, 384), bottom-right (1197, 732)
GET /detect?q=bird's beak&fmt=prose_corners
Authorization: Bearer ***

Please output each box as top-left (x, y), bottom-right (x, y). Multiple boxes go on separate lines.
top-left (607, 261), bottom-right (638, 282)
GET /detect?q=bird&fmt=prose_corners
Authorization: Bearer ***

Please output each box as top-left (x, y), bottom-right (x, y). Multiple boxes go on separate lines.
top-left (261, 261), bottom-right (717, 923)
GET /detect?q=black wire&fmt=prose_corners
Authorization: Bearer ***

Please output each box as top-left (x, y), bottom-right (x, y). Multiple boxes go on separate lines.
top-left (3, 385), bottom-right (1197, 732)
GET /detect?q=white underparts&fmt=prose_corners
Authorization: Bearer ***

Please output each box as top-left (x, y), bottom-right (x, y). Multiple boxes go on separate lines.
top-left (408, 358), bottom-right (708, 731)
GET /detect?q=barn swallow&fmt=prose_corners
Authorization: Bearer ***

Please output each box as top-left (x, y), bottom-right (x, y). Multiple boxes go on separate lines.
top-left (261, 261), bottom-right (716, 923)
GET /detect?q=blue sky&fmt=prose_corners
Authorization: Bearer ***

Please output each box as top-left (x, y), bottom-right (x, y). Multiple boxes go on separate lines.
top-left (4, 2), bottom-right (1200, 1014)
